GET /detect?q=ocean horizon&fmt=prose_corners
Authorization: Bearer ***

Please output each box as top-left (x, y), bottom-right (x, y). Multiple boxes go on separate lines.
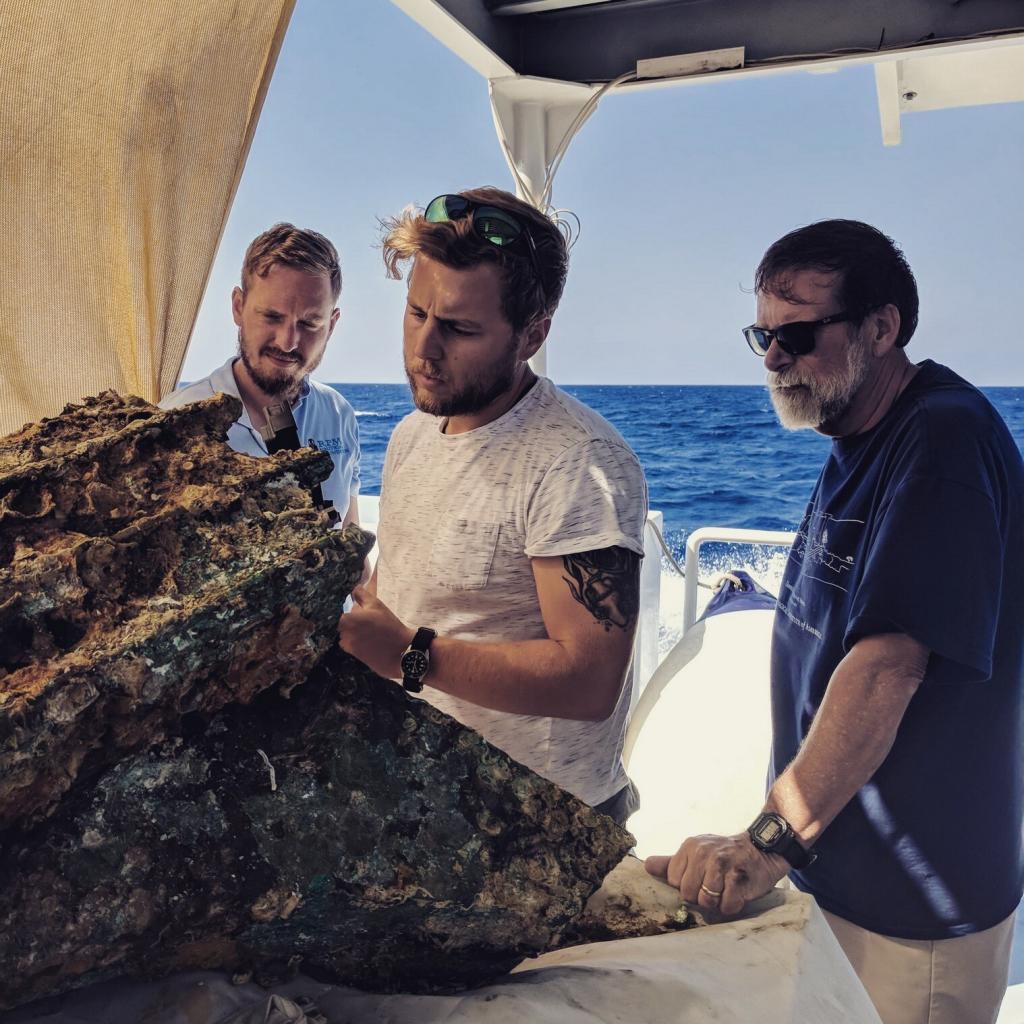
top-left (333, 382), bottom-right (1024, 561)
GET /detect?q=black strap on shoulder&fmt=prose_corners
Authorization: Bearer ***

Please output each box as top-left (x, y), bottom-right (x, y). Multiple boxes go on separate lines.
top-left (260, 403), bottom-right (338, 525)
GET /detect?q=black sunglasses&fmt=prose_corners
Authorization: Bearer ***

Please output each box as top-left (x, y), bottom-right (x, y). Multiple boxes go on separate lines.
top-left (742, 312), bottom-right (854, 357)
top-left (424, 194), bottom-right (544, 288)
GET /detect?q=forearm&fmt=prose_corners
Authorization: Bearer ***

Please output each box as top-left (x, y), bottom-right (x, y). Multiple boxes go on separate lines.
top-left (340, 550), bottom-right (640, 722)
top-left (426, 634), bottom-right (625, 721)
top-left (767, 633), bottom-right (927, 846)
top-left (342, 494), bottom-right (359, 529)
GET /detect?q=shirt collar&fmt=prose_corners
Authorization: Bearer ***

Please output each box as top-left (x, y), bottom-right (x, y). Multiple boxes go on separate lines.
top-left (210, 356), bottom-right (310, 426)
top-left (209, 357), bottom-right (251, 428)
top-left (210, 356), bottom-right (243, 398)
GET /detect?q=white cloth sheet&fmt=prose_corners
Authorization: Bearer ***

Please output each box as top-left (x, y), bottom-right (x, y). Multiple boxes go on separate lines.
top-left (6, 892), bottom-right (880, 1024)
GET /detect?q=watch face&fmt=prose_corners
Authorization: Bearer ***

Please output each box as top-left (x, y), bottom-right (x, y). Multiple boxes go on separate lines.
top-left (401, 649), bottom-right (429, 679)
top-left (753, 815), bottom-right (785, 847)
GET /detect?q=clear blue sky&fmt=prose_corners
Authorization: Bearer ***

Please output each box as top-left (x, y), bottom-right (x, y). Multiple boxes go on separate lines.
top-left (184, 0), bottom-right (1024, 386)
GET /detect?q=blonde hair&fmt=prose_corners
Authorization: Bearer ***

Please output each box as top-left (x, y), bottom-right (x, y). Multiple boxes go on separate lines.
top-left (381, 187), bottom-right (567, 333)
top-left (242, 223), bottom-right (342, 302)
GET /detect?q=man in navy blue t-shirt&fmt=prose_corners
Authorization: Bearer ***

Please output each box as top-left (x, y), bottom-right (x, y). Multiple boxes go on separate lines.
top-left (647, 220), bottom-right (1023, 1024)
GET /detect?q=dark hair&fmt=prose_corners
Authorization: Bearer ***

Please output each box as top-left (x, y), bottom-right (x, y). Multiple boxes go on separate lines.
top-left (381, 187), bottom-right (568, 333)
top-left (242, 223), bottom-right (342, 302)
top-left (755, 220), bottom-right (919, 347)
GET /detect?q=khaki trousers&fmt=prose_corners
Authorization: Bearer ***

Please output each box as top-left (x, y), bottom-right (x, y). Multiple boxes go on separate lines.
top-left (822, 907), bottom-right (1016, 1024)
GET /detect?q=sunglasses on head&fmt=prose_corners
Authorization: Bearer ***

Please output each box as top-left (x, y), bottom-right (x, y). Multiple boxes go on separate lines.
top-left (742, 312), bottom-right (853, 357)
top-left (424, 194), bottom-right (543, 284)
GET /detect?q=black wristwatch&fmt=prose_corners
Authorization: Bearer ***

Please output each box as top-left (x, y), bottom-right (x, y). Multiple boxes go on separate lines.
top-left (748, 811), bottom-right (817, 869)
top-left (400, 627), bottom-right (436, 693)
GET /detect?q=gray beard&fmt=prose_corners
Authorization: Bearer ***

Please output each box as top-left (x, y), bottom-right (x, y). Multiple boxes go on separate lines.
top-left (768, 339), bottom-right (871, 431)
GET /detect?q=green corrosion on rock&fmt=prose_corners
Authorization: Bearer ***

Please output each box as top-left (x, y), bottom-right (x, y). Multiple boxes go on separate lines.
top-left (0, 651), bottom-right (635, 1008)
top-left (0, 393), bottom-right (636, 1012)
top-left (0, 391), bottom-right (372, 830)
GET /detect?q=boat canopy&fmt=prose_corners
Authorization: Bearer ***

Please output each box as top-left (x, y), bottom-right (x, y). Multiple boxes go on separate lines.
top-left (396, 0), bottom-right (1024, 177)
top-left (0, 0), bottom-right (295, 435)
top-left (396, 0), bottom-right (1024, 88)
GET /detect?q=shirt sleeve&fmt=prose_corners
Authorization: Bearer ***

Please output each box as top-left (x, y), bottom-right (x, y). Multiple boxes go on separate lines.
top-left (346, 410), bottom-right (361, 496)
top-left (525, 439), bottom-right (648, 559)
top-left (846, 474), bottom-right (1004, 684)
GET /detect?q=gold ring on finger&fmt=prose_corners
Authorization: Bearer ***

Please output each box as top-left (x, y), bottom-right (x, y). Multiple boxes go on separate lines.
top-left (700, 883), bottom-right (723, 898)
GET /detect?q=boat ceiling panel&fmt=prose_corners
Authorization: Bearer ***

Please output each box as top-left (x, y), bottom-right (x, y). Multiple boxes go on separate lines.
top-left (424, 0), bottom-right (1024, 83)
top-left (899, 43), bottom-right (1024, 111)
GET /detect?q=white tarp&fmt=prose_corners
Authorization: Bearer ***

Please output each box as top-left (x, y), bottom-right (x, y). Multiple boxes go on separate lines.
top-left (6, 891), bottom-right (881, 1024)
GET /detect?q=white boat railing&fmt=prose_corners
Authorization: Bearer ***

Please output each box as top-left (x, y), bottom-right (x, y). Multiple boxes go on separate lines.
top-left (624, 525), bottom-right (795, 770)
top-left (635, 510), bottom-right (664, 704)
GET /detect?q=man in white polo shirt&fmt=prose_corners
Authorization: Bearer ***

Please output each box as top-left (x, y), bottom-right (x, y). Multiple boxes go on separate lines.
top-left (161, 223), bottom-right (360, 526)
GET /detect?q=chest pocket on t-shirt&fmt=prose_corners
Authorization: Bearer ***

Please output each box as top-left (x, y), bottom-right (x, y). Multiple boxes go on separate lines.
top-left (428, 519), bottom-right (500, 590)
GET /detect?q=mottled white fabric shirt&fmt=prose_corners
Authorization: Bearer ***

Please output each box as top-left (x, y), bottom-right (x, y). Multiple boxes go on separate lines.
top-left (376, 376), bottom-right (648, 806)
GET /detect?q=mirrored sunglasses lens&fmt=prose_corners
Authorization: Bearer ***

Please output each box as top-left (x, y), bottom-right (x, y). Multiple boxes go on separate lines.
top-left (473, 208), bottom-right (520, 246)
top-left (424, 195), bottom-right (468, 223)
top-left (744, 328), bottom-right (771, 355)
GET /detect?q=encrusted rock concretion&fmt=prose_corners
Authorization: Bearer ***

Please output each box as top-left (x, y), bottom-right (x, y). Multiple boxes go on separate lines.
top-left (0, 651), bottom-right (634, 1009)
top-left (0, 393), bottom-right (637, 1011)
top-left (0, 391), bottom-right (371, 828)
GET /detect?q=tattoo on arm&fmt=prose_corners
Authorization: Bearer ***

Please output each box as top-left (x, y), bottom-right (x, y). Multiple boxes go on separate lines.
top-left (561, 547), bottom-right (640, 632)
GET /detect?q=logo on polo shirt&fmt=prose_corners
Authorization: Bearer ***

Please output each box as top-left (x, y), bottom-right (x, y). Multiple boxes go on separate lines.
top-left (307, 437), bottom-right (346, 455)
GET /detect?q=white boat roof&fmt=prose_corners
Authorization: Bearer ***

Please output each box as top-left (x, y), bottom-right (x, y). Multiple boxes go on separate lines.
top-left (392, 0), bottom-right (1024, 145)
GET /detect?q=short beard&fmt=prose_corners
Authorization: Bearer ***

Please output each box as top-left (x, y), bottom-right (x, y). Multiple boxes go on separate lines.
top-left (406, 342), bottom-right (519, 418)
top-left (768, 337), bottom-right (872, 430)
top-left (238, 329), bottom-right (315, 403)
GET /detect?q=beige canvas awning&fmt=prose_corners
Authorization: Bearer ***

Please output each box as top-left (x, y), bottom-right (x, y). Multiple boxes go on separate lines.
top-left (0, 0), bottom-right (295, 435)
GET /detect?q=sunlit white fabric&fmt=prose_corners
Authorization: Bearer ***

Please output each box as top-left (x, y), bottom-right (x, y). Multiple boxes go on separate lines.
top-left (0, 0), bottom-right (295, 434)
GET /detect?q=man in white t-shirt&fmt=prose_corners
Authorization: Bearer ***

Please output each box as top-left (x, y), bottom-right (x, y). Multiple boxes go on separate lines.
top-left (161, 223), bottom-right (360, 526)
top-left (337, 189), bottom-right (648, 823)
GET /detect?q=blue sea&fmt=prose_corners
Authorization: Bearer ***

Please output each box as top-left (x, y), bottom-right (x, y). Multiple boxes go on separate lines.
top-left (334, 382), bottom-right (1024, 560)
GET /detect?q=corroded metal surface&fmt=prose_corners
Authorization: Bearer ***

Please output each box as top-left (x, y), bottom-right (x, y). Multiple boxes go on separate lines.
top-left (0, 393), bottom-right (636, 1011)
top-left (0, 651), bottom-right (633, 1009)
top-left (0, 392), bottom-right (371, 829)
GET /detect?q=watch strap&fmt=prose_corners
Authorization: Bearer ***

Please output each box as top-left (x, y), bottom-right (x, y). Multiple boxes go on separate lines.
top-left (401, 627), bottom-right (436, 693)
top-left (774, 829), bottom-right (816, 870)
top-left (409, 626), bottom-right (436, 653)
top-left (748, 812), bottom-right (816, 869)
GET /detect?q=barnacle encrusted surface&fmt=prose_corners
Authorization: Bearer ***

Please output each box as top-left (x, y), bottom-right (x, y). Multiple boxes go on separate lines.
top-left (0, 393), bottom-right (636, 1011)
top-left (0, 392), bottom-right (372, 829)
top-left (0, 651), bottom-right (634, 1009)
